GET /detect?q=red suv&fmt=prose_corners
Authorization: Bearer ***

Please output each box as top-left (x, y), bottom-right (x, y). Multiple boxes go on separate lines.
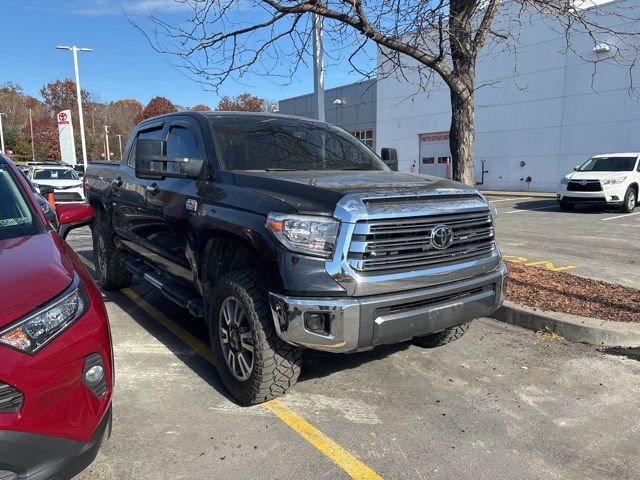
top-left (0, 156), bottom-right (113, 479)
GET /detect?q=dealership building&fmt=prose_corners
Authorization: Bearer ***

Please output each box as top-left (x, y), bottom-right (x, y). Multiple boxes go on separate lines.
top-left (279, 0), bottom-right (640, 192)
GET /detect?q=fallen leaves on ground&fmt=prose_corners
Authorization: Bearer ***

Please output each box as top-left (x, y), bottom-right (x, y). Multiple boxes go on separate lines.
top-left (506, 262), bottom-right (640, 323)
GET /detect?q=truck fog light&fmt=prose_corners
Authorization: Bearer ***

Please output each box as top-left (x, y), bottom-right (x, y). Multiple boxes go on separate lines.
top-left (611, 195), bottom-right (619, 201)
top-left (83, 353), bottom-right (107, 398)
top-left (305, 313), bottom-right (328, 334)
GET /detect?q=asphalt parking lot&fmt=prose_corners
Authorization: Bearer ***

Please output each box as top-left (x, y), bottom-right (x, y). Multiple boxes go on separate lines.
top-left (486, 195), bottom-right (640, 288)
top-left (66, 228), bottom-right (640, 480)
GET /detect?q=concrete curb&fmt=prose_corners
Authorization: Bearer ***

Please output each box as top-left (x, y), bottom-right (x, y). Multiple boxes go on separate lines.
top-left (491, 300), bottom-right (640, 347)
top-left (480, 190), bottom-right (556, 198)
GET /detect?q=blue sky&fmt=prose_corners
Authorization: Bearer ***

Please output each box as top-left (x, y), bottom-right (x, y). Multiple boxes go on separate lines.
top-left (1, 0), bottom-right (372, 108)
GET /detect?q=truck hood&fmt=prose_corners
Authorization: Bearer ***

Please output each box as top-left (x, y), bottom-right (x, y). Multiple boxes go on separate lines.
top-left (233, 170), bottom-right (478, 215)
top-left (0, 232), bottom-right (74, 328)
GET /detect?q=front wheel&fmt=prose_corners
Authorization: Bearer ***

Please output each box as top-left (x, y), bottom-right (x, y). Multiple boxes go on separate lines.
top-left (412, 323), bottom-right (470, 348)
top-left (620, 188), bottom-right (637, 213)
top-left (208, 270), bottom-right (302, 405)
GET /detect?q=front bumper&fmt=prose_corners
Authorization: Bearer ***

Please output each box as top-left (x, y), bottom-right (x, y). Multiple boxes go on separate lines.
top-left (557, 185), bottom-right (626, 205)
top-left (53, 187), bottom-right (85, 203)
top-left (270, 262), bottom-right (507, 353)
top-left (0, 405), bottom-right (111, 480)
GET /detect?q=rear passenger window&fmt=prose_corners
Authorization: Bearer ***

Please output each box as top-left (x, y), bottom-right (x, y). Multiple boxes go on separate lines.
top-left (128, 125), bottom-right (164, 168)
top-left (167, 125), bottom-right (201, 158)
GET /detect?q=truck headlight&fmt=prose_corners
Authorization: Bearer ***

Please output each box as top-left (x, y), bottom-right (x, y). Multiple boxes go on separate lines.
top-left (266, 213), bottom-right (340, 258)
top-left (0, 275), bottom-right (88, 354)
top-left (602, 176), bottom-right (626, 185)
top-left (560, 177), bottom-right (570, 185)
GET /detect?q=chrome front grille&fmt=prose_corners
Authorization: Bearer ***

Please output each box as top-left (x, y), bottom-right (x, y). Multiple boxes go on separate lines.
top-left (347, 210), bottom-right (495, 272)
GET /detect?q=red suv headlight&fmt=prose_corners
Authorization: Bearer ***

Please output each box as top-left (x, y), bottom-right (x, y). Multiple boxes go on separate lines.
top-left (0, 274), bottom-right (88, 354)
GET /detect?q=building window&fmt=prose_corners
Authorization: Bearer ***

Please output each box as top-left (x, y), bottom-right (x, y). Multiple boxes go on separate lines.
top-left (422, 157), bottom-right (435, 164)
top-left (352, 130), bottom-right (373, 149)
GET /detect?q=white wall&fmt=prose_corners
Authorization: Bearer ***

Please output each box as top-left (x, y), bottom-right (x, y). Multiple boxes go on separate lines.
top-left (376, 0), bottom-right (640, 191)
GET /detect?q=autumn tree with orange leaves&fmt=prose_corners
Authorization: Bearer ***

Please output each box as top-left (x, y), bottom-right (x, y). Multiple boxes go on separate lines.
top-left (191, 104), bottom-right (211, 111)
top-left (216, 93), bottom-right (265, 112)
top-left (135, 96), bottom-right (177, 123)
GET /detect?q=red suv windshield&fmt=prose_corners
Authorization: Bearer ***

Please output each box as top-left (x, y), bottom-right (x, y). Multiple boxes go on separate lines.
top-left (0, 165), bottom-right (42, 241)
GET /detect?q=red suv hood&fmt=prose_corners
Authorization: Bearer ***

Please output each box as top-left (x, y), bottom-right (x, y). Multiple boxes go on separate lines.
top-left (0, 232), bottom-right (74, 328)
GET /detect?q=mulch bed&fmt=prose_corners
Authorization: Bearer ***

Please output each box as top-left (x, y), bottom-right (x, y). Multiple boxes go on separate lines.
top-left (505, 262), bottom-right (640, 323)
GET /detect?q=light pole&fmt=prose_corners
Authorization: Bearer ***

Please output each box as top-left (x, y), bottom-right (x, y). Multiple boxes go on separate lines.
top-left (104, 125), bottom-right (110, 160)
top-left (312, 13), bottom-right (325, 122)
top-left (0, 113), bottom-right (5, 155)
top-left (116, 134), bottom-right (123, 160)
top-left (29, 109), bottom-right (35, 161)
top-left (56, 45), bottom-right (92, 169)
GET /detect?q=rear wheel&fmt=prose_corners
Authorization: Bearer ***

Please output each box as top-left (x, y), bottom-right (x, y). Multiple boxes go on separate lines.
top-left (208, 270), bottom-right (302, 405)
top-left (559, 201), bottom-right (575, 211)
top-left (620, 187), bottom-right (637, 213)
top-left (91, 209), bottom-right (132, 290)
top-left (412, 323), bottom-right (470, 348)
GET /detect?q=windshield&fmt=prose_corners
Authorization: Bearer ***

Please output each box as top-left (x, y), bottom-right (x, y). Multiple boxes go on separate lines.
top-left (209, 116), bottom-right (388, 171)
top-left (33, 168), bottom-right (80, 180)
top-left (578, 156), bottom-right (637, 172)
top-left (0, 166), bottom-right (41, 241)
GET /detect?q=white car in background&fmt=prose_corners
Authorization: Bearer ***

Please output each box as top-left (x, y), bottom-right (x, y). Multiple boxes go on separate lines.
top-left (557, 153), bottom-right (639, 213)
top-left (28, 164), bottom-right (85, 203)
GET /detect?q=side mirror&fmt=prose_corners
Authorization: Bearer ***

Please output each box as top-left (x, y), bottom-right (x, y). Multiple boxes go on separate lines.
top-left (56, 203), bottom-right (95, 240)
top-left (134, 138), bottom-right (204, 180)
top-left (380, 147), bottom-right (399, 171)
top-left (573, 166), bottom-right (579, 171)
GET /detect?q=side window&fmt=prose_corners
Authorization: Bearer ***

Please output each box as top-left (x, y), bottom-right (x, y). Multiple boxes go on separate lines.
top-left (166, 125), bottom-right (201, 158)
top-left (127, 126), bottom-right (164, 168)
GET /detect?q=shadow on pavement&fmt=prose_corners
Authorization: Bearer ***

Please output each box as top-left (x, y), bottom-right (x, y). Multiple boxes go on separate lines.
top-left (509, 199), bottom-right (617, 214)
top-left (78, 250), bottom-right (406, 404)
top-left (599, 347), bottom-right (640, 362)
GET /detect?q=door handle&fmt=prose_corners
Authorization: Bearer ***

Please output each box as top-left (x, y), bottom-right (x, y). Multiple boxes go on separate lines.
top-left (112, 176), bottom-right (123, 188)
top-left (146, 183), bottom-right (159, 195)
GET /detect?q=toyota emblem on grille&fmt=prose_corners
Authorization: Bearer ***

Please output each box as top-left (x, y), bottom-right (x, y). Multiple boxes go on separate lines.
top-left (580, 180), bottom-right (588, 185)
top-left (430, 224), bottom-right (454, 250)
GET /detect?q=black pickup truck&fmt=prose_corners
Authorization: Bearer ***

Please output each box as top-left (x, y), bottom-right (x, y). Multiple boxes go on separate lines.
top-left (85, 111), bottom-right (506, 405)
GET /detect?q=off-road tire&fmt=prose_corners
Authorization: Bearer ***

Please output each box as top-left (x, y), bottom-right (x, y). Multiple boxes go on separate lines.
top-left (91, 209), bottom-right (132, 290)
top-left (412, 323), bottom-right (470, 348)
top-left (620, 187), bottom-right (637, 213)
top-left (208, 270), bottom-right (302, 405)
top-left (559, 201), bottom-right (575, 211)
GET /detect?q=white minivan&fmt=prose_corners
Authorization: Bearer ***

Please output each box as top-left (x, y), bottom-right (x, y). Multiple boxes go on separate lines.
top-left (557, 153), bottom-right (639, 213)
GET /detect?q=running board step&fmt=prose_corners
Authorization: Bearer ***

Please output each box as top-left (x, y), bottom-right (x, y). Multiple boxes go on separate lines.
top-left (121, 257), bottom-right (204, 317)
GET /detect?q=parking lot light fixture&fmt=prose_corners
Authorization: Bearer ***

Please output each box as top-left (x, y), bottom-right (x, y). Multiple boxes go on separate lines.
top-left (56, 45), bottom-right (93, 170)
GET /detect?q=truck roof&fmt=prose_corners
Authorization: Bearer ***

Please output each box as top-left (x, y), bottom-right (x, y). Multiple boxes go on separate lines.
top-left (139, 110), bottom-right (331, 126)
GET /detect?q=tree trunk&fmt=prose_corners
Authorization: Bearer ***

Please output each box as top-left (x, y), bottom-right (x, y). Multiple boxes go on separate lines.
top-left (448, 0), bottom-right (477, 186)
top-left (449, 88), bottom-right (476, 186)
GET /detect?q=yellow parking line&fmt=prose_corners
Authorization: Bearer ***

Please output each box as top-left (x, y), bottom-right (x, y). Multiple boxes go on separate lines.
top-left (79, 255), bottom-right (382, 480)
top-left (502, 255), bottom-right (576, 272)
top-left (264, 400), bottom-right (383, 480)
